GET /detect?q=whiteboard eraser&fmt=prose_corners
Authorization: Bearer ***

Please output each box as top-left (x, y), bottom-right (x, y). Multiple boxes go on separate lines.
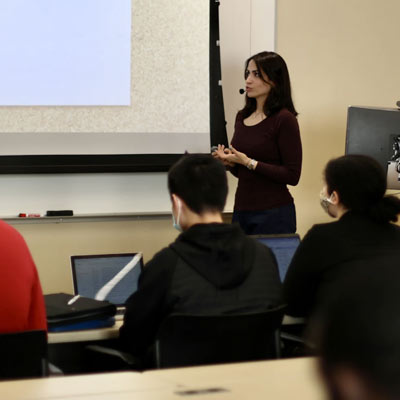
top-left (46, 210), bottom-right (74, 217)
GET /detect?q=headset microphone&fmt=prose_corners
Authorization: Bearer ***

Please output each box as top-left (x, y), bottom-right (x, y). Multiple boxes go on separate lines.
top-left (239, 88), bottom-right (245, 94)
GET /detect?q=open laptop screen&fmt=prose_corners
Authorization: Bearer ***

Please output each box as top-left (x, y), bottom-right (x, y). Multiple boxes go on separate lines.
top-left (251, 234), bottom-right (300, 282)
top-left (71, 253), bottom-right (143, 307)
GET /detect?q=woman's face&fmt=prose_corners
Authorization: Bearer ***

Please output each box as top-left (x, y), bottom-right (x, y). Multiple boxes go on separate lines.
top-left (245, 59), bottom-right (273, 101)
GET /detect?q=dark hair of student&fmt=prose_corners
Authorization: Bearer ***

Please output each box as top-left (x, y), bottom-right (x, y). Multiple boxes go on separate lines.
top-left (239, 51), bottom-right (298, 119)
top-left (168, 154), bottom-right (228, 214)
top-left (324, 154), bottom-right (400, 223)
top-left (313, 268), bottom-right (400, 400)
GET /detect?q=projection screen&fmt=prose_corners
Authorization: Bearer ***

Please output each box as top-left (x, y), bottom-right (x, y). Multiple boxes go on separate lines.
top-left (0, 0), bottom-right (225, 172)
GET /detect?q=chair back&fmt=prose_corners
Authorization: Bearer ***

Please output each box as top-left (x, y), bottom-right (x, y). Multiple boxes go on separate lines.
top-left (155, 305), bottom-right (286, 368)
top-left (0, 330), bottom-right (48, 379)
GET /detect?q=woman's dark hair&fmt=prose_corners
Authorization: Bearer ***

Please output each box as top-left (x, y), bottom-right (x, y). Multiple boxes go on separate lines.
top-left (239, 51), bottom-right (297, 119)
top-left (324, 154), bottom-right (400, 223)
top-left (168, 154), bottom-right (228, 214)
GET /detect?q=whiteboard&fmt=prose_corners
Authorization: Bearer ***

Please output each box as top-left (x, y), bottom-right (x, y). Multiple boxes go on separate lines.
top-left (0, 172), bottom-right (171, 216)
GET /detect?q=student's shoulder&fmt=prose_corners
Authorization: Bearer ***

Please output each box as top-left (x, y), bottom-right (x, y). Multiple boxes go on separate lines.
top-left (144, 246), bottom-right (177, 270)
top-left (0, 220), bottom-right (28, 246)
top-left (302, 220), bottom-right (343, 243)
top-left (139, 247), bottom-right (179, 286)
top-left (309, 220), bottom-right (338, 232)
top-left (0, 220), bottom-right (19, 234)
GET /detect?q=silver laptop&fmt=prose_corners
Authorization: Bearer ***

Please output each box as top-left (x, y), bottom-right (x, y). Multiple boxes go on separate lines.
top-left (70, 253), bottom-right (143, 317)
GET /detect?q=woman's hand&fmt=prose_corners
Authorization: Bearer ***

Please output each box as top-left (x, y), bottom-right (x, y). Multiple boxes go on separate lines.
top-left (212, 144), bottom-right (235, 167)
top-left (227, 146), bottom-right (251, 167)
top-left (213, 145), bottom-right (252, 168)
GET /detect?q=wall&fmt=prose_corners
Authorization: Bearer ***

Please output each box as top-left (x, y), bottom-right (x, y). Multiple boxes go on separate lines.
top-left (13, 216), bottom-right (178, 293)
top-left (9, 0), bottom-right (400, 293)
top-left (276, 0), bottom-right (400, 234)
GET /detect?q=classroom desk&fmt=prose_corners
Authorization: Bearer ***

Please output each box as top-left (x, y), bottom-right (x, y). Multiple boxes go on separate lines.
top-left (0, 371), bottom-right (174, 400)
top-left (48, 320), bottom-right (123, 344)
top-left (0, 357), bottom-right (327, 400)
top-left (48, 316), bottom-right (302, 344)
top-left (144, 357), bottom-right (327, 400)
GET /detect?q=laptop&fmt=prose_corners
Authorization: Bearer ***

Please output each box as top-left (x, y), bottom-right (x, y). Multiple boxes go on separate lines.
top-left (70, 253), bottom-right (143, 318)
top-left (251, 234), bottom-right (301, 282)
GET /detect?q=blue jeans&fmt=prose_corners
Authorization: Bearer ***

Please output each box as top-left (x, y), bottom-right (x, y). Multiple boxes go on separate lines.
top-left (232, 203), bottom-right (297, 235)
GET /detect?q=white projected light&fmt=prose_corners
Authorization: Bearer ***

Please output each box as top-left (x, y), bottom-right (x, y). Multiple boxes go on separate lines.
top-left (0, 0), bottom-right (210, 155)
top-left (0, 0), bottom-right (131, 106)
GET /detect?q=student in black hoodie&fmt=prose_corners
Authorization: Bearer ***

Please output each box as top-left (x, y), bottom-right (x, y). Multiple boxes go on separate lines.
top-left (119, 154), bottom-right (283, 359)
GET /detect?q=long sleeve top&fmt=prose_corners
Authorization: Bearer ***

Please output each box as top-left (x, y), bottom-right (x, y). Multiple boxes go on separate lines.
top-left (230, 108), bottom-right (302, 211)
top-left (283, 212), bottom-right (400, 318)
top-left (0, 221), bottom-right (47, 333)
top-left (119, 223), bottom-right (282, 357)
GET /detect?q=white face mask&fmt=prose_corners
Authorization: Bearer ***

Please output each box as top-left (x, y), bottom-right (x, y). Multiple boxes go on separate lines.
top-left (172, 197), bottom-right (182, 232)
top-left (319, 188), bottom-right (334, 215)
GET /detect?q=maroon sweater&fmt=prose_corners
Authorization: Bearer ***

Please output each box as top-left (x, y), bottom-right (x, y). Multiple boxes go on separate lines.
top-left (230, 108), bottom-right (302, 211)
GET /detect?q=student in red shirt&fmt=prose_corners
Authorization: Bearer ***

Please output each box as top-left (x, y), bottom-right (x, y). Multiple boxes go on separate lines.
top-left (0, 221), bottom-right (47, 333)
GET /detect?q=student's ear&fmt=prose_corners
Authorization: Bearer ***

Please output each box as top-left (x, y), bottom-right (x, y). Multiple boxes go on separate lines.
top-left (330, 190), bottom-right (340, 206)
top-left (171, 194), bottom-right (187, 212)
top-left (171, 194), bottom-right (180, 210)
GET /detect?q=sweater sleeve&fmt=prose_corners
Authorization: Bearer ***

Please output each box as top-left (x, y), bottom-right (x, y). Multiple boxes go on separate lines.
top-left (227, 114), bottom-right (240, 178)
top-left (119, 248), bottom-right (177, 356)
top-left (255, 112), bottom-right (302, 185)
top-left (283, 226), bottom-right (324, 317)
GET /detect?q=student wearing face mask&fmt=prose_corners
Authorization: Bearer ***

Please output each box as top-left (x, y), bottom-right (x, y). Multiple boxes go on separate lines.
top-left (120, 154), bottom-right (282, 362)
top-left (283, 154), bottom-right (400, 319)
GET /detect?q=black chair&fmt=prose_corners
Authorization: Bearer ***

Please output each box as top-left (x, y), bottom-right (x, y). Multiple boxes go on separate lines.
top-left (154, 305), bottom-right (286, 369)
top-left (0, 330), bottom-right (48, 379)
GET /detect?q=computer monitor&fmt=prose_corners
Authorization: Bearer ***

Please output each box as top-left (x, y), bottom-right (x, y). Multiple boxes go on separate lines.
top-left (345, 106), bottom-right (400, 189)
top-left (251, 234), bottom-right (300, 281)
top-left (71, 253), bottom-right (143, 307)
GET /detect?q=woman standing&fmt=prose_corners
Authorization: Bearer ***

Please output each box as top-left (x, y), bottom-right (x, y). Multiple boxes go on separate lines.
top-left (214, 51), bottom-right (302, 234)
